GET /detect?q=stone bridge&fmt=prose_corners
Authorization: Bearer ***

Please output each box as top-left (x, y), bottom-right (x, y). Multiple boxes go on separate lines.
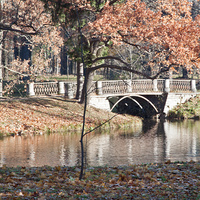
top-left (27, 79), bottom-right (200, 118)
top-left (87, 79), bottom-right (199, 118)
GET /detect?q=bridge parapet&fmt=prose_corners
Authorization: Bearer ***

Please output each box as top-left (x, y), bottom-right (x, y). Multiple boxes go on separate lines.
top-left (27, 82), bottom-right (59, 96)
top-left (132, 79), bottom-right (157, 92)
top-left (27, 81), bottom-right (74, 97)
top-left (170, 79), bottom-right (196, 93)
top-left (97, 79), bottom-right (197, 95)
top-left (26, 79), bottom-right (198, 97)
top-left (98, 80), bottom-right (130, 94)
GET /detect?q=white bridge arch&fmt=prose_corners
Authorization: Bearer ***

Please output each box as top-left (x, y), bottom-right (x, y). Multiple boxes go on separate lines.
top-left (109, 95), bottom-right (159, 113)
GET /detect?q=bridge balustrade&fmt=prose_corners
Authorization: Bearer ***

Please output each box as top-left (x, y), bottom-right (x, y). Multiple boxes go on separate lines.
top-left (97, 79), bottom-right (197, 95)
top-left (27, 81), bottom-right (75, 97)
top-left (101, 80), bottom-right (128, 94)
top-left (34, 82), bottom-right (59, 96)
top-left (99, 79), bottom-right (163, 94)
top-left (169, 79), bottom-right (192, 92)
top-left (26, 79), bottom-right (198, 97)
top-left (132, 79), bottom-right (154, 92)
top-left (27, 82), bottom-right (62, 96)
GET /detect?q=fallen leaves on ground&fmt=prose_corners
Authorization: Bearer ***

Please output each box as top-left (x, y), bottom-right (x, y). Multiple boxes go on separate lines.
top-left (0, 97), bottom-right (141, 135)
top-left (0, 161), bottom-right (199, 199)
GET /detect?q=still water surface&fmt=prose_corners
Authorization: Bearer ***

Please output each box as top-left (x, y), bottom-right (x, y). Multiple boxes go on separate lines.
top-left (0, 120), bottom-right (200, 167)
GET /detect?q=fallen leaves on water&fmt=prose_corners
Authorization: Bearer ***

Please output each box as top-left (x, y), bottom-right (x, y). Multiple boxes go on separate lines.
top-left (0, 161), bottom-right (200, 199)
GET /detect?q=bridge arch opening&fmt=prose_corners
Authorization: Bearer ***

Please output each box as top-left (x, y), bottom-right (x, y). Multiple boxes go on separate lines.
top-left (110, 96), bottom-right (143, 112)
top-left (109, 95), bottom-right (158, 118)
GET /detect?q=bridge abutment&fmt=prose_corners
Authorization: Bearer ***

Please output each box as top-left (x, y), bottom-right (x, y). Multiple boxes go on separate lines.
top-left (163, 93), bottom-right (197, 114)
top-left (89, 95), bottom-right (111, 111)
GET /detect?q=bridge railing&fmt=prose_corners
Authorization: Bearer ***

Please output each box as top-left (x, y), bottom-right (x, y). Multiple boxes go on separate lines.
top-left (34, 82), bottom-right (59, 96)
top-left (157, 79), bottom-right (165, 92)
top-left (96, 79), bottom-right (197, 95)
top-left (169, 79), bottom-right (192, 92)
top-left (27, 81), bottom-right (69, 96)
top-left (132, 79), bottom-right (155, 92)
top-left (98, 79), bottom-right (163, 94)
top-left (99, 80), bottom-right (129, 94)
top-left (26, 79), bottom-right (198, 97)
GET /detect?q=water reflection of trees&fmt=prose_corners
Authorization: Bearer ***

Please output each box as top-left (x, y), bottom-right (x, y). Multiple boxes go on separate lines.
top-left (1, 121), bottom-right (200, 167)
top-left (0, 133), bottom-right (81, 167)
top-left (142, 119), bottom-right (157, 133)
top-left (86, 121), bottom-right (168, 166)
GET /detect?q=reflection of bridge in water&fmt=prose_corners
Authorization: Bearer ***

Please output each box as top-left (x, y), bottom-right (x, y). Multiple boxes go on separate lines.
top-left (1, 120), bottom-right (200, 167)
top-left (88, 79), bottom-right (199, 118)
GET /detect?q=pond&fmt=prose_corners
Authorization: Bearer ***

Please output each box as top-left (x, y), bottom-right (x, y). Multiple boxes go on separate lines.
top-left (0, 120), bottom-right (200, 167)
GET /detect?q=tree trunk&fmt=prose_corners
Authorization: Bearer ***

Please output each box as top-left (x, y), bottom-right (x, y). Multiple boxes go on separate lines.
top-left (182, 67), bottom-right (188, 79)
top-left (0, 31), bottom-right (3, 97)
top-left (80, 68), bottom-right (94, 104)
top-left (0, 1), bottom-right (3, 97)
top-left (75, 62), bottom-right (84, 100)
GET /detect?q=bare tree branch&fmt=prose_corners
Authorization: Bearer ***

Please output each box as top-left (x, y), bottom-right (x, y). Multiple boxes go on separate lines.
top-left (90, 59), bottom-right (175, 79)
top-left (0, 23), bottom-right (38, 35)
top-left (92, 56), bottom-right (132, 67)
top-left (3, 65), bottom-right (35, 77)
top-left (83, 113), bottom-right (119, 137)
top-left (89, 63), bottom-right (152, 79)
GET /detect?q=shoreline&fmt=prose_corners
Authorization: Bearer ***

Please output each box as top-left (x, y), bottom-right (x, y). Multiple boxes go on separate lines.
top-left (0, 97), bottom-right (142, 136)
top-left (167, 94), bottom-right (200, 120)
top-left (0, 97), bottom-right (199, 198)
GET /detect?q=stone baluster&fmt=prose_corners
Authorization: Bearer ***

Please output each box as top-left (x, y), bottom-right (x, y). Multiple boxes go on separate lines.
top-left (191, 80), bottom-right (196, 92)
top-left (153, 79), bottom-right (158, 92)
top-left (65, 83), bottom-right (74, 99)
top-left (58, 82), bottom-right (65, 95)
top-left (164, 79), bottom-right (170, 93)
top-left (28, 82), bottom-right (35, 96)
top-left (96, 81), bottom-right (103, 95)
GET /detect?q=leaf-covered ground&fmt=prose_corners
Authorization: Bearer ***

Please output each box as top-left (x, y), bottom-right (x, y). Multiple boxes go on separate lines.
top-left (0, 161), bottom-right (199, 199)
top-left (0, 97), bottom-right (141, 136)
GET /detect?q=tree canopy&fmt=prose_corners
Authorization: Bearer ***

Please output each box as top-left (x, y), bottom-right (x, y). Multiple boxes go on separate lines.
top-left (0, 0), bottom-right (63, 95)
top-left (87, 0), bottom-right (200, 78)
top-left (40, 0), bottom-right (200, 80)
top-left (1, 0), bottom-right (200, 82)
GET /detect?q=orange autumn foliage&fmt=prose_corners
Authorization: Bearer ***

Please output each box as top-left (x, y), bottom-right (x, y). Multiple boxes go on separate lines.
top-left (88, 0), bottom-right (200, 71)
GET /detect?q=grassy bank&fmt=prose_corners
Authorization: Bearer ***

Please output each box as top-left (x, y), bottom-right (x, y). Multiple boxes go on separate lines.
top-left (0, 161), bottom-right (199, 199)
top-left (0, 97), bottom-right (141, 136)
top-left (167, 95), bottom-right (200, 120)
